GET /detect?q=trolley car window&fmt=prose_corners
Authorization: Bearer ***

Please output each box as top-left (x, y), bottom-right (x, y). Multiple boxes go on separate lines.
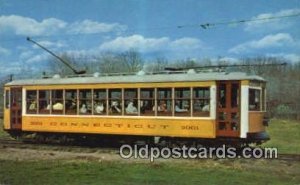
top-left (140, 88), bottom-right (155, 116)
top-left (109, 89), bottom-right (122, 115)
top-left (157, 88), bottom-right (172, 116)
top-left (249, 89), bottom-right (261, 111)
top-left (231, 83), bottom-right (239, 108)
top-left (5, 90), bottom-right (10, 109)
top-left (124, 89), bottom-right (138, 115)
top-left (94, 89), bottom-right (107, 115)
top-left (24, 86), bottom-right (212, 118)
top-left (79, 89), bottom-right (92, 115)
top-left (218, 84), bottom-right (226, 108)
top-left (175, 88), bottom-right (190, 117)
top-left (26, 90), bottom-right (37, 114)
top-left (193, 87), bottom-right (210, 117)
top-left (262, 87), bottom-right (266, 111)
top-left (52, 90), bottom-right (63, 114)
top-left (39, 90), bottom-right (50, 114)
top-left (65, 90), bottom-right (77, 115)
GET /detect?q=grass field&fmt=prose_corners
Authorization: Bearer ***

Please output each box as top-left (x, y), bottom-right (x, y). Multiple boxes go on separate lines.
top-left (0, 121), bottom-right (9, 139)
top-left (0, 119), bottom-right (299, 185)
top-left (0, 159), bottom-right (299, 185)
top-left (262, 119), bottom-right (300, 154)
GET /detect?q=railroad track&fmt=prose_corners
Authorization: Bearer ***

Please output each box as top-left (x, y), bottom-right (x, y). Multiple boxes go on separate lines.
top-left (0, 138), bottom-right (25, 146)
top-left (277, 154), bottom-right (300, 161)
top-left (1, 138), bottom-right (300, 162)
top-left (0, 138), bottom-right (118, 154)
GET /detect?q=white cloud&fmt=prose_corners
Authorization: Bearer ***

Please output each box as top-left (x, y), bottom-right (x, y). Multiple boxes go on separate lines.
top-left (0, 15), bottom-right (127, 36)
top-left (64, 49), bottom-right (99, 58)
top-left (68, 20), bottom-right (127, 34)
top-left (99, 35), bottom-right (170, 52)
top-left (99, 35), bottom-right (204, 53)
top-left (245, 9), bottom-right (300, 32)
top-left (0, 15), bottom-right (67, 36)
top-left (25, 54), bottom-right (49, 64)
top-left (170, 37), bottom-right (203, 50)
top-left (229, 33), bottom-right (295, 54)
top-left (0, 46), bottom-right (10, 55)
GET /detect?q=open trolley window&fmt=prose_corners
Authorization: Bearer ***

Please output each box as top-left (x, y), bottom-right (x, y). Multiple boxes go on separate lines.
top-left (25, 86), bottom-right (213, 118)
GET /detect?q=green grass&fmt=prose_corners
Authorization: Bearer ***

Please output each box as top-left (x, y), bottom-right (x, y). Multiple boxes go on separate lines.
top-left (263, 119), bottom-right (300, 154)
top-left (0, 159), bottom-right (299, 185)
top-left (0, 119), bottom-right (10, 138)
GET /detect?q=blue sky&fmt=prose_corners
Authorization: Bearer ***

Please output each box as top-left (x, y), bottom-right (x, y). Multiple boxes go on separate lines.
top-left (0, 0), bottom-right (299, 76)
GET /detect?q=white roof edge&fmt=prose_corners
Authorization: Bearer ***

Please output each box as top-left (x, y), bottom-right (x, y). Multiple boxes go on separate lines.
top-left (5, 72), bottom-right (266, 86)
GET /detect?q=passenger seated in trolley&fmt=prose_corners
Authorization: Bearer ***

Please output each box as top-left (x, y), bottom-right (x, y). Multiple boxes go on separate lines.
top-left (193, 100), bottom-right (202, 111)
top-left (52, 101), bottom-right (63, 110)
top-left (110, 101), bottom-right (121, 113)
top-left (175, 101), bottom-right (188, 112)
top-left (140, 101), bottom-right (150, 113)
top-left (67, 99), bottom-right (77, 110)
top-left (46, 104), bottom-right (51, 110)
top-left (202, 103), bottom-right (210, 112)
top-left (153, 100), bottom-right (167, 112)
top-left (126, 101), bottom-right (138, 114)
top-left (29, 100), bottom-right (37, 110)
top-left (94, 101), bottom-right (105, 114)
top-left (80, 104), bottom-right (87, 114)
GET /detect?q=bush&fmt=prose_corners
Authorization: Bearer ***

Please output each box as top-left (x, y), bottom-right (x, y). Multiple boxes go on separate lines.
top-left (275, 104), bottom-right (297, 120)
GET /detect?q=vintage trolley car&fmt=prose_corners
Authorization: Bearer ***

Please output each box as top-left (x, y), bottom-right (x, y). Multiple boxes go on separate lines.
top-left (3, 71), bottom-right (269, 145)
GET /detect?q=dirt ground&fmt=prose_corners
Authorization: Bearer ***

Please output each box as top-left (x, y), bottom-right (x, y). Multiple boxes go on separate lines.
top-left (0, 146), bottom-right (123, 162)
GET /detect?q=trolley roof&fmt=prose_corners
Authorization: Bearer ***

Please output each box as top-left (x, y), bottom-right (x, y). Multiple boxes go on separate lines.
top-left (5, 72), bottom-right (265, 86)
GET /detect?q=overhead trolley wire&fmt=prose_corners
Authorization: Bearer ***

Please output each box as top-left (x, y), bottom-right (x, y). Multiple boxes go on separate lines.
top-left (177, 12), bottom-right (300, 29)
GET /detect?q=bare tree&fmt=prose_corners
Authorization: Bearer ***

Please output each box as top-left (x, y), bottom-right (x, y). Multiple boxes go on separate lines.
top-left (45, 50), bottom-right (144, 75)
top-left (117, 50), bottom-right (144, 73)
top-left (46, 52), bottom-right (85, 76)
top-left (199, 58), bottom-right (213, 66)
top-left (98, 52), bottom-right (123, 73)
top-left (144, 57), bottom-right (168, 73)
top-left (172, 58), bottom-right (198, 69)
